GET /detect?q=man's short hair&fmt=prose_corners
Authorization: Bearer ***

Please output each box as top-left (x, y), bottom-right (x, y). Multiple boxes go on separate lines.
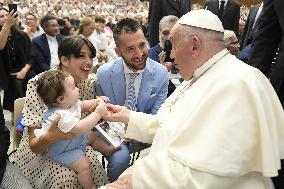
top-left (159, 15), bottom-right (178, 33)
top-left (95, 17), bottom-right (106, 24)
top-left (26, 12), bottom-right (37, 20)
top-left (113, 18), bottom-right (142, 45)
top-left (40, 15), bottom-right (57, 28)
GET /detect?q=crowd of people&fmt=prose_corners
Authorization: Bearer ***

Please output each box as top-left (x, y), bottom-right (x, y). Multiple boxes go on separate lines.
top-left (1, 0), bottom-right (284, 189)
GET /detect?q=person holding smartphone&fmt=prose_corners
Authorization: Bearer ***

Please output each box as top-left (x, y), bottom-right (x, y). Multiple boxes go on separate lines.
top-left (0, 7), bottom-right (35, 112)
top-left (148, 15), bottom-right (179, 96)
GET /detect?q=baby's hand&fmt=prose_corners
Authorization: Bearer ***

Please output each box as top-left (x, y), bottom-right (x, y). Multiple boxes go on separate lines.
top-left (89, 97), bottom-right (109, 112)
top-left (95, 101), bottom-right (108, 117)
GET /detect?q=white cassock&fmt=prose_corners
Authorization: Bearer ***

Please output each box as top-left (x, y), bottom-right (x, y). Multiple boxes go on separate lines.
top-left (123, 49), bottom-right (284, 188)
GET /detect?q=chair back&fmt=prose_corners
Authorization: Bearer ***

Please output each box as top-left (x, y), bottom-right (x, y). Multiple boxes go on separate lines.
top-left (13, 97), bottom-right (25, 150)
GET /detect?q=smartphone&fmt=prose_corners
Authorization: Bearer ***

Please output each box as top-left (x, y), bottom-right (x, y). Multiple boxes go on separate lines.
top-left (164, 40), bottom-right (174, 62)
top-left (8, 3), bottom-right (17, 13)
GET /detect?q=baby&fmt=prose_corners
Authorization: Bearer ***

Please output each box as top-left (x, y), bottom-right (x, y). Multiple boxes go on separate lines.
top-left (35, 70), bottom-right (107, 189)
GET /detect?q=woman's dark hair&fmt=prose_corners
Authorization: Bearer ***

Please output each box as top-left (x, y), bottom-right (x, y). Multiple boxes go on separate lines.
top-left (58, 36), bottom-right (96, 67)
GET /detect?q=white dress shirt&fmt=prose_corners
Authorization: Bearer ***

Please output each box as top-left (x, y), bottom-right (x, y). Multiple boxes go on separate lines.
top-left (219, 0), bottom-right (228, 9)
top-left (123, 61), bottom-right (144, 106)
top-left (46, 34), bottom-right (59, 69)
top-left (252, 3), bottom-right (264, 29)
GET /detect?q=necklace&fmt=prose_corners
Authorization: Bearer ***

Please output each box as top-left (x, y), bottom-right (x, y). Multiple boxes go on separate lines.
top-left (169, 51), bottom-right (229, 111)
top-left (6, 36), bottom-right (16, 65)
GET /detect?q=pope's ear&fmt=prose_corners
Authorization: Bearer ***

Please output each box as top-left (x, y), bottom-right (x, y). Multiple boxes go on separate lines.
top-left (115, 47), bottom-right (122, 57)
top-left (192, 36), bottom-right (201, 56)
top-left (60, 56), bottom-right (70, 67)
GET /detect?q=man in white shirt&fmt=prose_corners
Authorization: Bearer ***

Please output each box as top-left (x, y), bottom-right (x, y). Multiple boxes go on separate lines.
top-left (32, 15), bottom-right (65, 74)
top-left (24, 13), bottom-right (44, 40)
top-left (103, 9), bottom-right (284, 189)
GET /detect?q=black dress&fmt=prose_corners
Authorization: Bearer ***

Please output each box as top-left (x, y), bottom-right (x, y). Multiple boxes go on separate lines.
top-left (0, 29), bottom-right (34, 111)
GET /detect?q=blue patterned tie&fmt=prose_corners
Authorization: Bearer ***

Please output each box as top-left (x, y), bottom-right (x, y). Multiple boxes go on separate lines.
top-left (126, 73), bottom-right (140, 111)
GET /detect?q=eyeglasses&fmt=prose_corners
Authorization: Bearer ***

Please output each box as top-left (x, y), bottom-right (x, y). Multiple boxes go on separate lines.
top-left (229, 41), bottom-right (239, 45)
top-left (161, 30), bottom-right (170, 36)
top-left (47, 24), bottom-right (59, 28)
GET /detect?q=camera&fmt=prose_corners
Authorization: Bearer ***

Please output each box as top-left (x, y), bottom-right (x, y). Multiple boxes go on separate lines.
top-left (163, 40), bottom-right (174, 62)
top-left (8, 3), bottom-right (17, 13)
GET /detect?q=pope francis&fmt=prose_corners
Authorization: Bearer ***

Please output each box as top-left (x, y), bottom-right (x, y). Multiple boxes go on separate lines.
top-left (103, 9), bottom-right (284, 189)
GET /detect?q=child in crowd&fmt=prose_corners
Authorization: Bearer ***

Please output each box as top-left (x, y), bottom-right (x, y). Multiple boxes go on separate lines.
top-left (35, 70), bottom-right (107, 189)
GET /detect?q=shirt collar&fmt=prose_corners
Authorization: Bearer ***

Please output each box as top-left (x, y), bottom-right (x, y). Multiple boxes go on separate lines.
top-left (219, 0), bottom-right (228, 7)
top-left (193, 49), bottom-right (228, 80)
top-left (46, 33), bottom-right (57, 41)
top-left (123, 59), bottom-right (145, 74)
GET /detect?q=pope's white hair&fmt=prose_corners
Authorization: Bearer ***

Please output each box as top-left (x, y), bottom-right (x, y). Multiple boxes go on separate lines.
top-left (179, 24), bottom-right (224, 43)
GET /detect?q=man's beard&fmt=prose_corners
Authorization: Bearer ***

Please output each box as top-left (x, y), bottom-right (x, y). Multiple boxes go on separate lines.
top-left (121, 53), bottom-right (146, 71)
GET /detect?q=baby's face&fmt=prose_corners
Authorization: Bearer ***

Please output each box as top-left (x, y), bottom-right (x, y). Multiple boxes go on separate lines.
top-left (61, 75), bottom-right (79, 108)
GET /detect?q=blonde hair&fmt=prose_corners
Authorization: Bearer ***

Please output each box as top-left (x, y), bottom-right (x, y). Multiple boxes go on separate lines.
top-left (78, 17), bottom-right (94, 35)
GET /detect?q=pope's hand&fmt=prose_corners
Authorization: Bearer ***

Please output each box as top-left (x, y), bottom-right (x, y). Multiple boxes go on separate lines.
top-left (104, 104), bottom-right (130, 124)
top-left (105, 175), bottom-right (133, 189)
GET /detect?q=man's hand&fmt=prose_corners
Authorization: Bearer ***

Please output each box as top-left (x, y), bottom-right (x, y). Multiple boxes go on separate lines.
top-left (164, 62), bottom-right (174, 71)
top-left (159, 51), bottom-right (166, 64)
top-left (105, 175), bottom-right (133, 189)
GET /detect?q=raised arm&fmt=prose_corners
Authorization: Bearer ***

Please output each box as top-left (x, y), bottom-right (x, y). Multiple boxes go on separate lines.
top-left (70, 101), bottom-right (108, 135)
top-left (0, 11), bottom-right (17, 50)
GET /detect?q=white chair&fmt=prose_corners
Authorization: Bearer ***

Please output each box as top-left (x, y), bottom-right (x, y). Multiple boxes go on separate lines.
top-left (12, 97), bottom-right (25, 151)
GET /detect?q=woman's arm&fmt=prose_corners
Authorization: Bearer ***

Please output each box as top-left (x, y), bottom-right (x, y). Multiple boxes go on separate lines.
top-left (16, 64), bottom-right (31, 80)
top-left (0, 11), bottom-right (17, 50)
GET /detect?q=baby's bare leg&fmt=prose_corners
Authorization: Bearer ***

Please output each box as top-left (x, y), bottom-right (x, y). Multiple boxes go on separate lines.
top-left (88, 133), bottom-right (120, 157)
top-left (70, 155), bottom-right (96, 189)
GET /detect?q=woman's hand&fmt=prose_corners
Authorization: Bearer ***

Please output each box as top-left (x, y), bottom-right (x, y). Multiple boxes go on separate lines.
top-left (45, 114), bottom-right (75, 142)
top-left (29, 114), bottom-right (75, 153)
top-left (99, 51), bottom-right (108, 60)
top-left (4, 10), bottom-right (17, 29)
top-left (16, 69), bottom-right (27, 79)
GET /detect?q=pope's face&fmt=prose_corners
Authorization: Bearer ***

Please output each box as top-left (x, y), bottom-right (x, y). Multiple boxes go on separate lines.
top-left (170, 25), bottom-right (194, 80)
